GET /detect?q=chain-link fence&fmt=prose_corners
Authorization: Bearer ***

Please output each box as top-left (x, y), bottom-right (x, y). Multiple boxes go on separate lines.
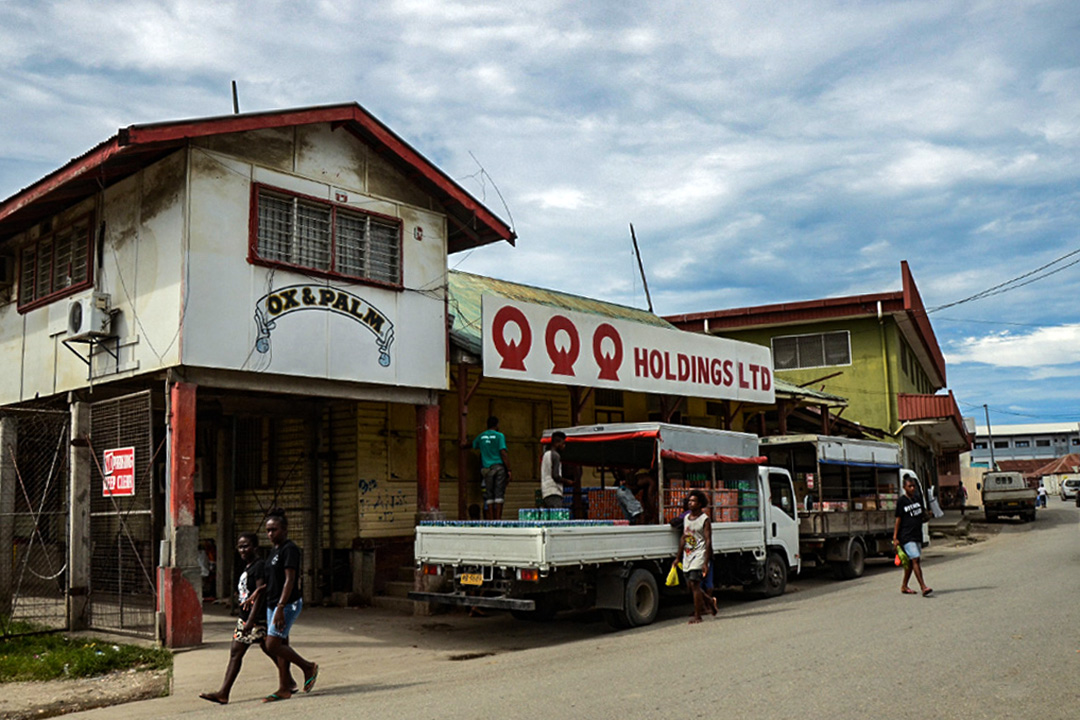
top-left (0, 408), bottom-right (71, 638)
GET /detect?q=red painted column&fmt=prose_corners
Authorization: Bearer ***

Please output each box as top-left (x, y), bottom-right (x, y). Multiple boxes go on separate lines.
top-left (416, 403), bottom-right (440, 514)
top-left (160, 381), bottom-right (202, 648)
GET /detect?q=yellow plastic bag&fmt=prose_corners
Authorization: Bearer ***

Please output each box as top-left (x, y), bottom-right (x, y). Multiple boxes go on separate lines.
top-left (665, 562), bottom-right (681, 587)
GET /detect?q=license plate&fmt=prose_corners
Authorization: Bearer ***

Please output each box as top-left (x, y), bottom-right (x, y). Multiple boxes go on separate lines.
top-left (459, 573), bottom-right (483, 586)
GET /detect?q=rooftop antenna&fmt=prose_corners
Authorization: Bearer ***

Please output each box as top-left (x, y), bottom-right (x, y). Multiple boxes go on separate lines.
top-left (629, 223), bottom-right (653, 313)
top-left (231, 81), bottom-right (240, 114)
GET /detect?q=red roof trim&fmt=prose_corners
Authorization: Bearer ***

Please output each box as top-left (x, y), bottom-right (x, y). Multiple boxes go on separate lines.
top-left (901, 260), bottom-right (946, 385)
top-left (0, 103), bottom-right (515, 248)
top-left (664, 262), bottom-right (948, 386)
top-left (0, 138), bottom-right (121, 221)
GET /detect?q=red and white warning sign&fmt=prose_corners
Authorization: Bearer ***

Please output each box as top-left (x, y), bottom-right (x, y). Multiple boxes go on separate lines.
top-left (102, 446), bottom-right (136, 497)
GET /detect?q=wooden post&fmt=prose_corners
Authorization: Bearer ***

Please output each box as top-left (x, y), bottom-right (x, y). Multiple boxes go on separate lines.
top-left (214, 424), bottom-right (234, 602)
top-left (67, 403), bottom-right (91, 630)
top-left (416, 403), bottom-right (440, 516)
top-left (777, 400), bottom-right (788, 436)
top-left (304, 407), bottom-right (323, 603)
top-left (820, 404), bottom-right (830, 435)
top-left (457, 364), bottom-right (469, 520)
top-left (0, 415), bottom-right (16, 618)
top-left (161, 381), bottom-right (202, 648)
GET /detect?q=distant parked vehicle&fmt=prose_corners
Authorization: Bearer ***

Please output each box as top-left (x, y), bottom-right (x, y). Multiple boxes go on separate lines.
top-left (1060, 478), bottom-right (1080, 501)
top-left (980, 471), bottom-right (1036, 522)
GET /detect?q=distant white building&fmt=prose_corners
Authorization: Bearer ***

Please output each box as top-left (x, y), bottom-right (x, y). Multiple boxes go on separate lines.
top-left (971, 422), bottom-right (1080, 466)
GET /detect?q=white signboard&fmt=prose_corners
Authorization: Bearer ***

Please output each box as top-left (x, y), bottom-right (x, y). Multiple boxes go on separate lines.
top-left (481, 296), bottom-right (775, 404)
top-left (102, 446), bottom-right (136, 497)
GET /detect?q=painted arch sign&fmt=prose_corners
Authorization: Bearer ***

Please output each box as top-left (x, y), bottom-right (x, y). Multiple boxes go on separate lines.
top-left (481, 296), bottom-right (775, 404)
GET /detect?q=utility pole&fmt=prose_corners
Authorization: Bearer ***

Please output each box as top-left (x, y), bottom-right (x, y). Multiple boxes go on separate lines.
top-left (629, 223), bottom-right (653, 313)
top-left (983, 404), bottom-right (996, 471)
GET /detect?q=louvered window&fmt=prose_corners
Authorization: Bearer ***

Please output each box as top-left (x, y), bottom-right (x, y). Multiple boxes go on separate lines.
top-left (18, 215), bottom-right (94, 311)
top-left (772, 331), bottom-right (851, 370)
top-left (253, 186), bottom-right (401, 286)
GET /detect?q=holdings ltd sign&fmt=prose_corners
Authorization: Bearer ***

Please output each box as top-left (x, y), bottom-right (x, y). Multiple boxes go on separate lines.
top-left (481, 296), bottom-right (774, 404)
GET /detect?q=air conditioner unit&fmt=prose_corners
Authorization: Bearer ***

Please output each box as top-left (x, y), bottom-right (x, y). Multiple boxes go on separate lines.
top-left (67, 292), bottom-right (113, 340)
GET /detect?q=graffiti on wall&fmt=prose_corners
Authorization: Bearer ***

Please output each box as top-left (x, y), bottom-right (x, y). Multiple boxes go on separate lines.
top-left (357, 477), bottom-right (409, 523)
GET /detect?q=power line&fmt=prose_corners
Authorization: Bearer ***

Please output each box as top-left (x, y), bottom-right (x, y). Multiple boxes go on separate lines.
top-left (928, 245), bottom-right (1080, 313)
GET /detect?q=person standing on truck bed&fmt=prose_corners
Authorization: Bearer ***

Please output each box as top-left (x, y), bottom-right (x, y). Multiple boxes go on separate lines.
top-left (674, 490), bottom-right (714, 624)
top-left (540, 431), bottom-right (576, 510)
top-left (892, 478), bottom-right (932, 597)
top-left (472, 416), bottom-right (511, 520)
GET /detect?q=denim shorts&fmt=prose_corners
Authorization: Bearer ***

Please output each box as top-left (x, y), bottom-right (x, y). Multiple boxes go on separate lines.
top-left (902, 541), bottom-right (921, 560)
top-left (267, 598), bottom-right (303, 639)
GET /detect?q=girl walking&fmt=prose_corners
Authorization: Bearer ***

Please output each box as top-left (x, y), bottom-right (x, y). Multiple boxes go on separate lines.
top-left (262, 508), bottom-right (318, 702)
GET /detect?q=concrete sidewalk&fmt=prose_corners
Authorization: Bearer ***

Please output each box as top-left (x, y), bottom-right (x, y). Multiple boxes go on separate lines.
top-left (69, 599), bottom-right (608, 718)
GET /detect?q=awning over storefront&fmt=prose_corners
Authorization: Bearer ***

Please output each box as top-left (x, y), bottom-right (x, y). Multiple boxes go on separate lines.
top-left (897, 391), bottom-right (973, 452)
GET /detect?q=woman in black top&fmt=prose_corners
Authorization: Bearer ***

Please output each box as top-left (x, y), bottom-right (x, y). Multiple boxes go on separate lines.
top-left (199, 532), bottom-right (292, 704)
top-left (262, 508), bottom-right (318, 702)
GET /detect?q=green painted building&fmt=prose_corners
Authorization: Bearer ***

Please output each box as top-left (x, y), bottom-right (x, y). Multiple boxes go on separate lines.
top-left (666, 262), bottom-right (972, 493)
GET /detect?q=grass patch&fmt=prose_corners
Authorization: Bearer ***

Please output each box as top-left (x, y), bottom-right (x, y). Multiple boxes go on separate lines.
top-left (0, 627), bottom-right (172, 683)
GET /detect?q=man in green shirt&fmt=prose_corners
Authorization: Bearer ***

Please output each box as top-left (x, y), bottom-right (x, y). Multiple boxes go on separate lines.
top-left (471, 416), bottom-right (511, 519)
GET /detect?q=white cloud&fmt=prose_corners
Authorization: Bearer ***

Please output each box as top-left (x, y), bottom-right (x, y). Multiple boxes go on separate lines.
top-left (946, 325), bottom-right (1080, 367)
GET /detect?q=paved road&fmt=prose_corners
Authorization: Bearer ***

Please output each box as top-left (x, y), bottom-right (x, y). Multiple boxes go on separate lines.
top-left (76, 504), bottom-right (1078, 720)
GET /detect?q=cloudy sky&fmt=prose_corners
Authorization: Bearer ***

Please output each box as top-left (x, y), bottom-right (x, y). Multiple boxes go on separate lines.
top-left (2, 0), bottom-right (1078, 429)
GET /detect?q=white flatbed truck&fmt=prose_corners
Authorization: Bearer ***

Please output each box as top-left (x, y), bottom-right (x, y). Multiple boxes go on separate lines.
top-left (759, 434), bottom-right (928, 579)
top-left (409, 423), bottom-right (800, 629)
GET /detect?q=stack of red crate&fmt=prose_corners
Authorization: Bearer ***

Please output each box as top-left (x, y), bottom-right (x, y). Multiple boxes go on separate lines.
top-left (586, 488), bottom-right (621, 520)
top-left (712, 489), bottom-right (739, 522)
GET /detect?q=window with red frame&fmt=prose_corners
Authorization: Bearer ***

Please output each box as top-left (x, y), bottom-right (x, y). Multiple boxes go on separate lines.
top-left (18, 215), bottom-right (94, 311)
top-left (253, 187), bottom-right (401, 286)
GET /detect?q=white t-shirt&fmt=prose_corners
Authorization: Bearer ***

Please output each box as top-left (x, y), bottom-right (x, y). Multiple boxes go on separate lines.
top-left (540, 449), bottom-right (563, 498)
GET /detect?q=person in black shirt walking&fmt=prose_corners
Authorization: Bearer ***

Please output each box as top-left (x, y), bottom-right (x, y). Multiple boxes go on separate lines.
top-left (892, 478), bottom-right (932, 597)
top-left (199, 532), bottom-right (293, 704)
top-left (262, 508), bottom-right (318, 702)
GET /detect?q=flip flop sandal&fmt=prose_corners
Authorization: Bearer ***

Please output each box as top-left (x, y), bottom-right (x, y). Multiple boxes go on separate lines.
top-left (901, 588), bottom-right (917, 594)
top-left (922, 588), bottom-right (933, 597)
top-left (263, 693), bottom-right (290, 703)
top-left (199, 693), bottom-right (227, 705)
top-left (303, 663), bottom-right (319, 693)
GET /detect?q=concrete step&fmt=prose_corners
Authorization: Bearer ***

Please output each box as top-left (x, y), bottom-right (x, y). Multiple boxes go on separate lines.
top-left (370, 595), bottom-right (416, 615)
top-left (382, 580), bottom-right (414, 599)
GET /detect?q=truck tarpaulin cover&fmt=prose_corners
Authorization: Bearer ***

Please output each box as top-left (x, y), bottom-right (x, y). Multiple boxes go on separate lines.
top-left (541, 430), bottom-right (660, 444)
top-left (660, 450), bottom-right (767, 465)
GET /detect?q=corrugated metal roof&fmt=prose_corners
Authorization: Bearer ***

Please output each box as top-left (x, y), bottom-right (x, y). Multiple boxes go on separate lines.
top-left (1032, 454), bottom-right (1080, 476)
top-left (898, 391), bottom-right (972, 450)
top-left (447, 270), bottom-right (847, 406)
top-left (448, 270), bottom-right (671, 356)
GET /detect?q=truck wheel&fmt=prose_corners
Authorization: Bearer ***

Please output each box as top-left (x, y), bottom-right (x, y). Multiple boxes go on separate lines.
top-left (746, 552), bottom-right (787, 599)
top-left (602, 609), bottom-right (631, 629)
top-left (616, 568), bottom-right (660, 628)
top-left (835, 540), bottom-right (865, 580)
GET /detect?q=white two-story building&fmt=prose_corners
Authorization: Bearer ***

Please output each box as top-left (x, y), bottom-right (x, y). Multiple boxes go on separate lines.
top-left (0, 104), bottom-right (513, 646)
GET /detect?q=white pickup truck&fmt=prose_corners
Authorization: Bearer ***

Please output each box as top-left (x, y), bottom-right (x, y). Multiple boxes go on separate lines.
top-left (409, 422), bottom-right (800, 629)
top-left (980, 471), bottom-right (1037, 522)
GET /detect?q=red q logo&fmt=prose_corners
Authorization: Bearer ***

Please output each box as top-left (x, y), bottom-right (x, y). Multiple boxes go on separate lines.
top-left (492, 306), bottom-right (532, 370)
top-left (545, 315), bottom-right (580, 376)
top-left (592, 323), bottom-right (623, 381)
